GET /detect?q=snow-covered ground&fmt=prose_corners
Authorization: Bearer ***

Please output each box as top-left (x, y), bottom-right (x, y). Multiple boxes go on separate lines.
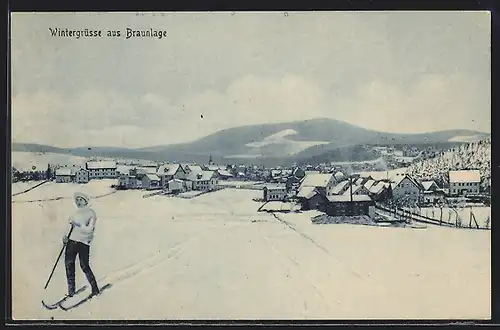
top-left (419, 207), bottom-right (491, 228)
top-left (12, 187), bottom-right (490, 320)
top-left (12, 181), bottom-right (47, 195)
top-left (12, 180), bottom-right (117, 202)
top-left (218, 180), bottom-right (263, 188)
top-left (12, 151), bottom-right (87, 170)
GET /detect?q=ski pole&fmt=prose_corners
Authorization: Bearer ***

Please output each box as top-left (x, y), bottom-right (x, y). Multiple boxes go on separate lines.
top-left (44, 225), bottom-right (74, 290)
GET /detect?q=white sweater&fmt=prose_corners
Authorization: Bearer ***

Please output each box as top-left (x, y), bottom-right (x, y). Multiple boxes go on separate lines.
top-left (67, 207), bottom-right (97, 246)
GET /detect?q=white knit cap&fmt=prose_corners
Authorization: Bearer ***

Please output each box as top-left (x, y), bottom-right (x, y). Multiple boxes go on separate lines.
top-left (74, 191), bottom-right (90, 204)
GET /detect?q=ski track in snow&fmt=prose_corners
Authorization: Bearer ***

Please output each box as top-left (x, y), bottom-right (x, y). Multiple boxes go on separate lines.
top-left (258, 228), bottom-right (332, 317)
top-left (271, 213), bottom-right (370, 284)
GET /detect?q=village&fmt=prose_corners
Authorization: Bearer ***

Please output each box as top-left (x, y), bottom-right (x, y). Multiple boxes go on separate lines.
top-left (12, 138), bottom-right (492, 230)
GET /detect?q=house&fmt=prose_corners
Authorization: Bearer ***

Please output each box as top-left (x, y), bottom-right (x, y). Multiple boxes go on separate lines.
top-left (216, 169), bottom-right (233, 180)
top-left (183, 164), bottom-right (204, 175)
top-left (368, 181), bottom-right (390, 202)
top-left (15, 162), bottom-right (49, 181)
top-left (363, 179), bottom-right (376, 190)
top-left (448, 170), bottom-right (481, 196)
top-left (354, 177), bottom-right (365, 186)
top-left (167, 179), bottom-right (187, 194)
top-left (157, 164), bottom-right (187, 187)
top-left (421, 180), bottom-right (439, 192)
top-left (86, 161), bottom-right (117, 179)
top-left (263, 185), bottom-right (287, 202)
top-left (142, 173), bottom-right (161, 190)
top-left (342, 184), bottom-right (370, 196)
top-left (292, 167), bottom-right (306, 179)
top-left (285, 175), bottom-right (302, 191)
top-left (330, 180), bottom-right (351, 195)
top-left (391, 174), bottom-right (423, 205)
top-left (118, 170), bottom-right (140, 189)
top-left (55, 168), bottom-right (74, 183)
top-left (296, 186), bottom-right (326, 211)
top-left (421, 190), bottom-right (446, 205)
top-left (333, 171), bottom-right (345, 182)
top-left (74, 168), bottom-right (89, 183)
top-left (299, 173), bottom-right (336, 196)
top-left (187, 170), bottom-right (219, 191)
top-left (325, 195), bottom-right (375, 217)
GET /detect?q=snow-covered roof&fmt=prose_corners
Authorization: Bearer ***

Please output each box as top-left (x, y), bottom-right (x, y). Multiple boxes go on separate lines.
top-left (421, 180), bottom-right (438, 191)
top-left (86, 160), bottom-right (117, 169)
top-left (55, 168), bottom-right (73, 176)
top-left (186, 165), bottom-right (203, 173)
top-left (157, 164), bottom-right (181, 176)
top-left (327, 195), bottom-right (373, 203)
top-left (260, 201), bottom-right (288, 211)
top-left (217, 169), bottom-right (233, 177)
top-left (136, 167), bottom-right (158, 174)
top-left (187, 170), bottom-right (215, 181)
top-left (206, 165), bottom-right (225, 171)
top-left (330, 180), bottom-right (350, 195)
top-left (342, 184), bottom-right (366, 196)
top-left (448, 170), bottom-right (481, 183)
top-left (364, 179), bottom-right (376, 190)
top-left (144, 173), bottom-right (161, 181)
top-left (296, 186), bottom-right (318, 199)
top-left (168, 178), bottom-right (184, 183)
top-left (393, 174), bottom-right (423, 190)
top-left (117, 165), bottom-right (134, 174)
top-left (369, 181), bottom-right (389, 195)
top-left (354, 178), bottom-right (365, 186)
top-left (305, 170), bottom-right (320, 175)
top-left (334, 171), bottom-right (345, 180)
top-left (300, 173), bottom-right (334, 188)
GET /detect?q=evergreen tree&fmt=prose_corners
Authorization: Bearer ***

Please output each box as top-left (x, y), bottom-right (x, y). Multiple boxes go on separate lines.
top-left (46, 164), bottom-right (51, 180)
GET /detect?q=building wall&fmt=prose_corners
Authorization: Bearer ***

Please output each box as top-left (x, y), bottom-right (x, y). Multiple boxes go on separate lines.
top-left (192, 180), bottom-right (211, 191)
top-left (168, 180), bottom-right (184, 192)
top-left (88, 168), bottom-right (117, 179)
top-left (422, 193), bottom-right (445, 204)
top-left (56, 175), bottom-right (73, 183)
top-left (449, 182), bottom-right (480, 195)
top-left (264, 188), bottom-right (287, 201)
top-left (142, 177), bottom-right (160, 190)
top-left (325, 201), bottom-right (372, 216)
top-left (392, 177), bottom-right (421, 204)
top-left (75, 170), bottom-right (89, 183)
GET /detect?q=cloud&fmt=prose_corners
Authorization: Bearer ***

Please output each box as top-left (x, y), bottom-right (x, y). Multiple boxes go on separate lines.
top-left (12, 74), bottom-right (331, 147)
top-left (12, 70), bottom-right (490, 148)
top-left (10, 12), bottom-right (490, 147)
top-left (334, 73), bottom-right (490, 134)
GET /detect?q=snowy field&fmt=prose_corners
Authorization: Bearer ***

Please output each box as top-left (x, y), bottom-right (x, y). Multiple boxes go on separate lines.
top-left (418, 207), bottom-right (491, 228)
top-left (12, 151), bottom-right (87, 170)
top-left (12, 181), bottom-right (47, 195)
top-left (217, 180), bottom-right (263, 188)
top-left (11, 187), bottom-right (490, 320)
top-left (12, 180), bottom-right (117, 203)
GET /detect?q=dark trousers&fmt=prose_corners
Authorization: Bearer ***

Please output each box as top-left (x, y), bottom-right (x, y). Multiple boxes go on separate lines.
top-left (65, 239), bottom-right (99, 295)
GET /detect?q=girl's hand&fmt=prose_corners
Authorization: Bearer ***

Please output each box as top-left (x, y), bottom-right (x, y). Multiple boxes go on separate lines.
top-left (70, 221), bottom-right (81, 227)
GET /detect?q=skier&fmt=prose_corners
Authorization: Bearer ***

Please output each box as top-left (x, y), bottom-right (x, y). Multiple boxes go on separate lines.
top-left (62, 192), bottom-right (100, 298)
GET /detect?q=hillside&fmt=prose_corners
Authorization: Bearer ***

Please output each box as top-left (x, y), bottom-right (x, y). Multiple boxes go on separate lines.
top-left (12, 118), bottom-right (488, 165)
top-left (140, 118), bottom-right (487, 160)
top-left (407, 137), bottom-right (491, 190)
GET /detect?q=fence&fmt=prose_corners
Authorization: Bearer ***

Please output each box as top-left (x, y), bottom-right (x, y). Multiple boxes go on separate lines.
top-left (375, 203), bottom-right (488, 230)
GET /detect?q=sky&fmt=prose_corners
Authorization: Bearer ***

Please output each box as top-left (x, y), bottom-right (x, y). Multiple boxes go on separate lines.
top-left (11, 11), bottom-right (491, 148)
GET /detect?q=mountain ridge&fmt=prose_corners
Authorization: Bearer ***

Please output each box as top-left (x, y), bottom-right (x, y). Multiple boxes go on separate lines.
top-left (12, 118), bottom-right (489, 166)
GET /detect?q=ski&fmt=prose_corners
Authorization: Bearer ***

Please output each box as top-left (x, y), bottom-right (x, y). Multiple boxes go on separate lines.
top-left (58, 283), bottom-right (112, 311)
top-left (41, 285), bottom-right (88, 310)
